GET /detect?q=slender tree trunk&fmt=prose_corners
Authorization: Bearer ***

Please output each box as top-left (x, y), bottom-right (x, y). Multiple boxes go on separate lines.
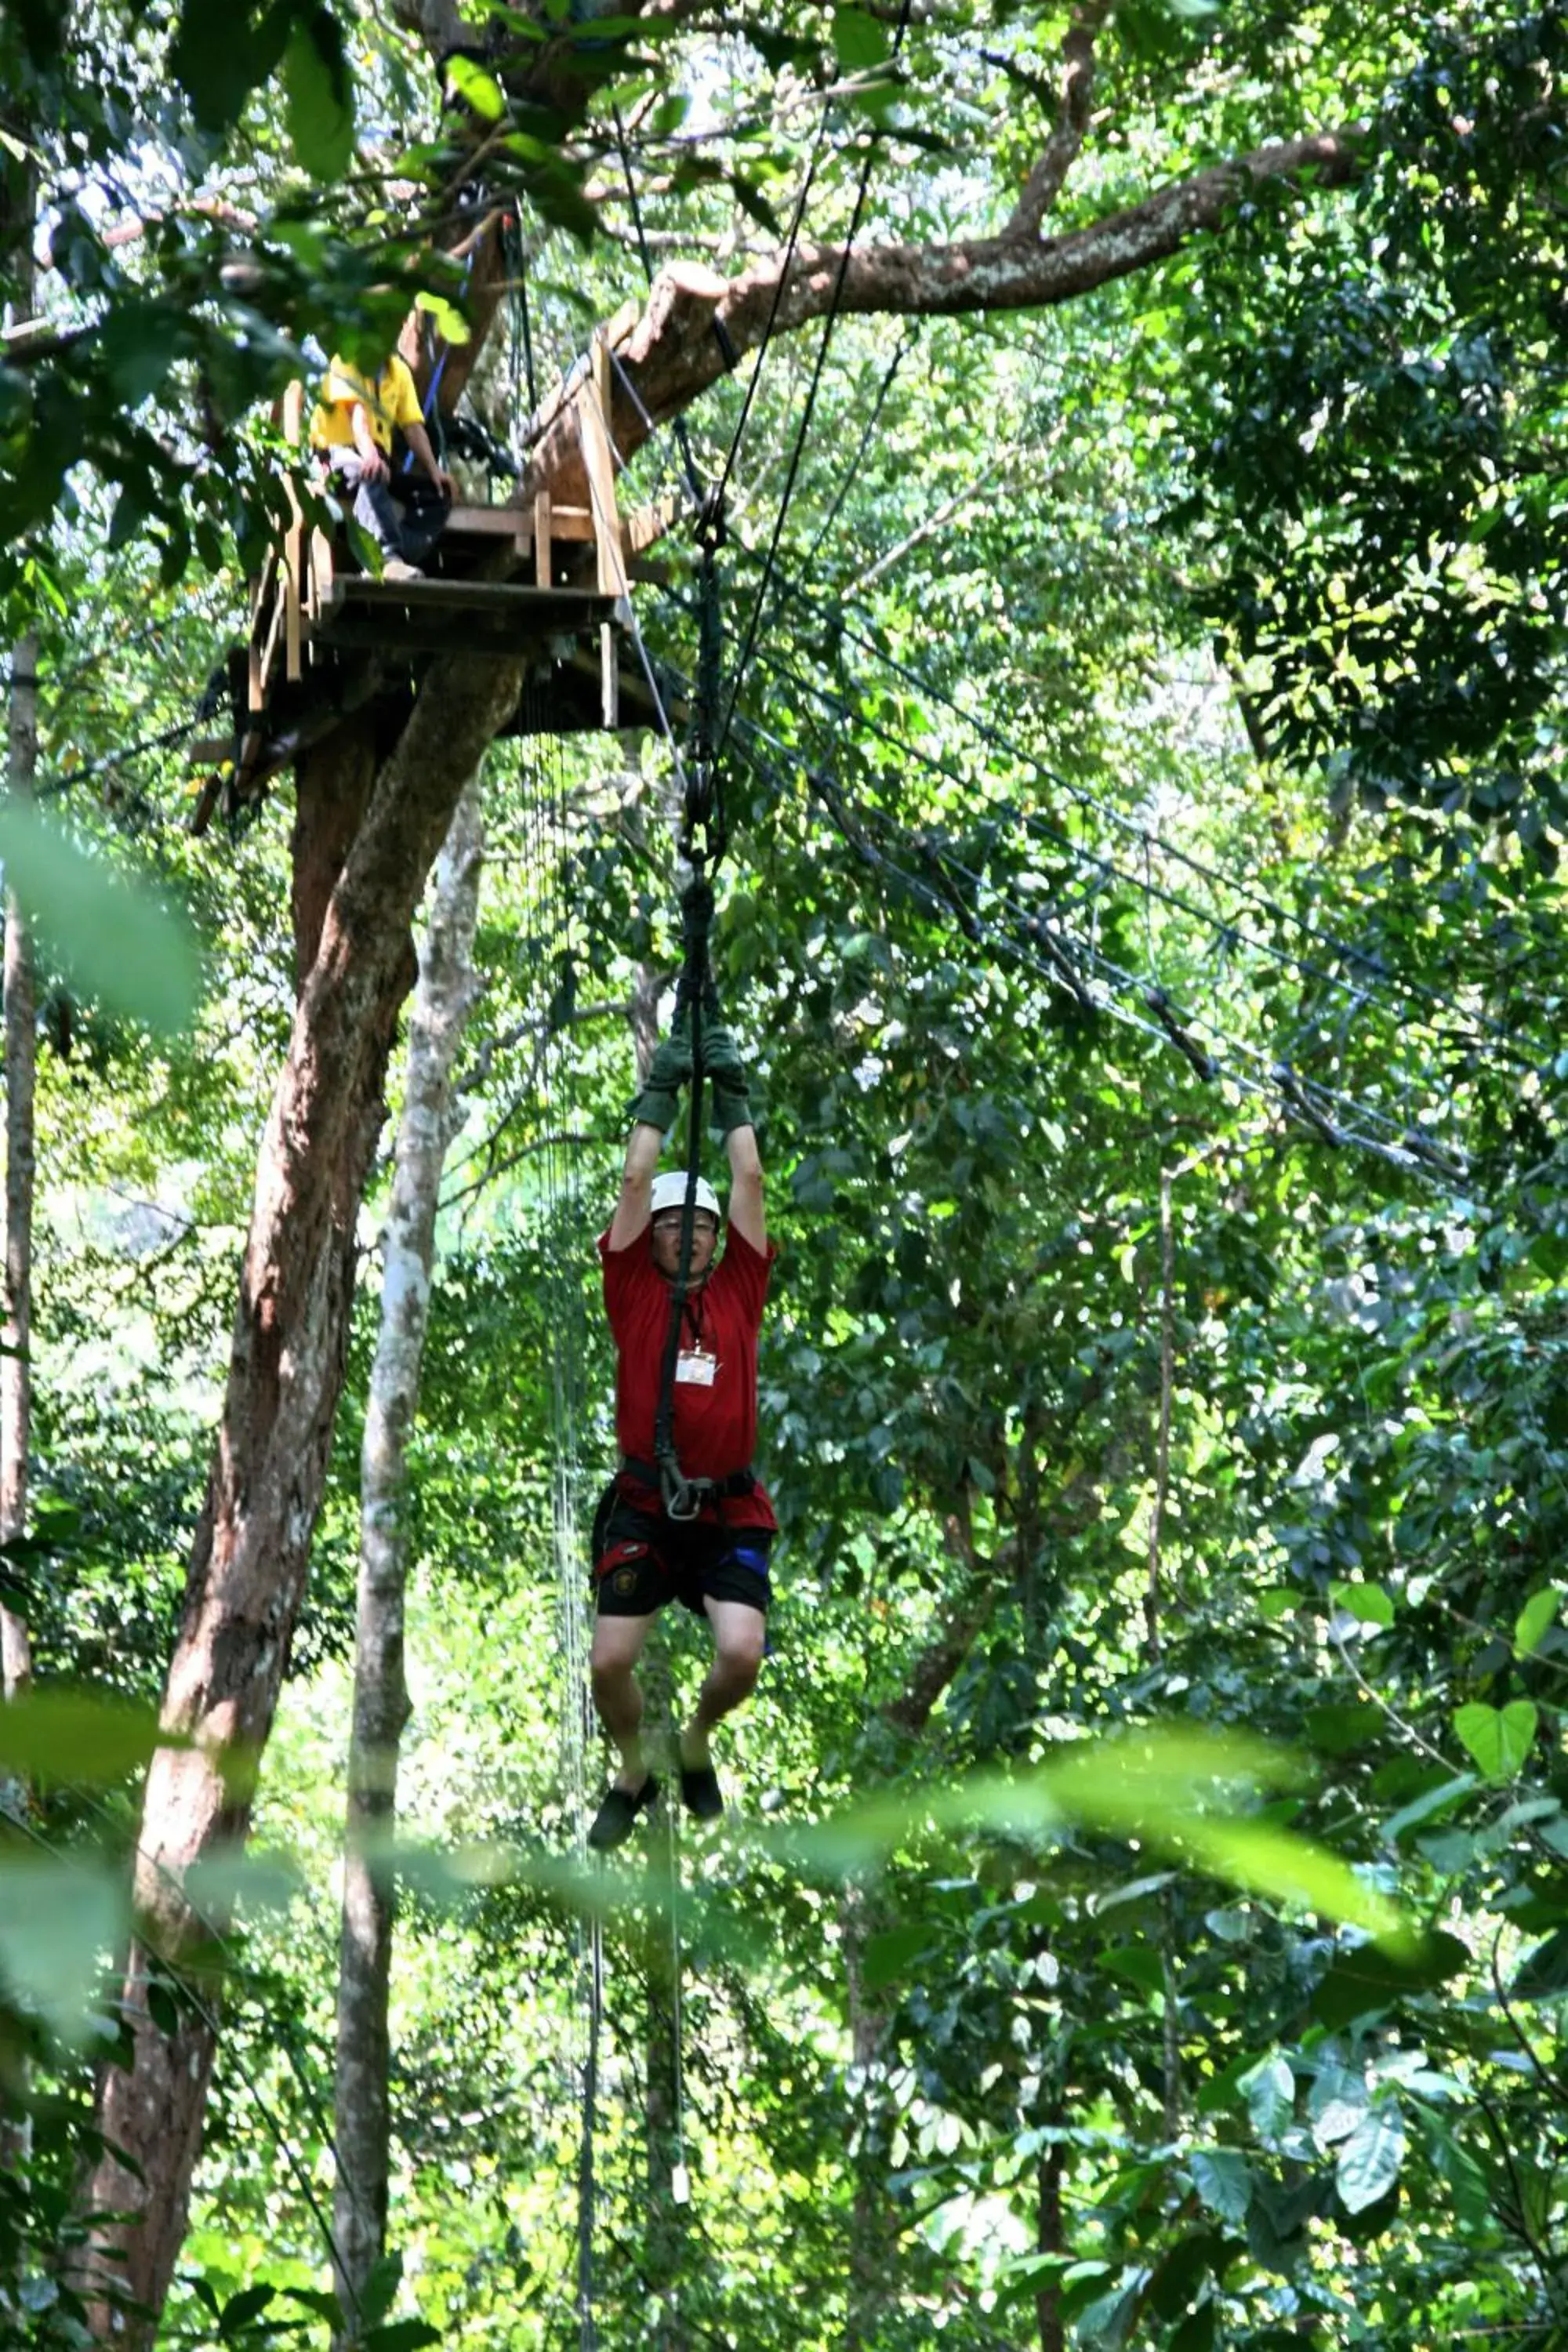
top-left (1, 114), bottom-right (38, 1710)
top-left (1, 630), bottom-right (36, 1706)
top-left (1035, 2140), bottom-right (1065, 2352)
top-left (841, 1879), bottom-right (894, 2352)
top-left (332, 774), bottom-right (484, 2336)
top-left (638, 1647), bottom-right (689, 2352)
top-left (82, 656), bottom-right (521, 2343)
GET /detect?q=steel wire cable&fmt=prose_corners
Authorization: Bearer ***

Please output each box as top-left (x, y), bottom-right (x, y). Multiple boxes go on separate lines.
top-left (807, 771), bottom-right (1459, 1179)
top-left (632, 637), bottom-right (1478, 1175)
top-left (718, 706), bottom-right (1469, 1178)
top-left (719, 549), bottom-right (1551, 1069)
top-left (763, 641), bottom-right (1518, 1092)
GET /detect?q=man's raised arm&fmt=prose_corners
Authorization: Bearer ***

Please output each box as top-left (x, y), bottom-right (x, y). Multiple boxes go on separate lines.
top-left (607, 1025), bottom-right (694, 1252)
top-left (703, 1022), bottom-right (764, 1253)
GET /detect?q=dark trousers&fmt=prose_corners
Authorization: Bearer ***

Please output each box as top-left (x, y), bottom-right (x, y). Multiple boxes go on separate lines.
top-left (325, 448), bottom-right (449, 564)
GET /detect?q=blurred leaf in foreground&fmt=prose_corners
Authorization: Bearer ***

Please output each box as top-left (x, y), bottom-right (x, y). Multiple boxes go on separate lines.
top-left (0, 801), bottom-right (200, 1034)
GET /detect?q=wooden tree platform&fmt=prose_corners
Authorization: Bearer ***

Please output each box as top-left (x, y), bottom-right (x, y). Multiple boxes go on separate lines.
top-left (191, 336), bottom-right (681, 831)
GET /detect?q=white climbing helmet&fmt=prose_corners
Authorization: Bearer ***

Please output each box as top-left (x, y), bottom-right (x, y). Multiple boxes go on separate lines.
top-left (650, 1171), bottom-right (721, 1224)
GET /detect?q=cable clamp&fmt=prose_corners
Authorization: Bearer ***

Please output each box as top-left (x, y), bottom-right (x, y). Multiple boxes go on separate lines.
top-left (710, 314), bottom-right (740, 374)
top-left (695, 484), bottom-right (728, 550)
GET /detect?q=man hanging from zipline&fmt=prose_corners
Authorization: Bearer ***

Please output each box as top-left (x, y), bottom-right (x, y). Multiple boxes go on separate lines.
top-left (587, 1014), bottom-right (775, 1852)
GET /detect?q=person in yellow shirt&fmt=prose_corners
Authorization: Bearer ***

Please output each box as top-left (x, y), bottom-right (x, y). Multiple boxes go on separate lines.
top-left (310, 351), bottom-right (456, 580)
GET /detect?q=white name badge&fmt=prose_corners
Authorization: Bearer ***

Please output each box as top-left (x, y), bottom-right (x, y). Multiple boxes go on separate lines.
top-left (675, 1349), bottom-right (718, 1387)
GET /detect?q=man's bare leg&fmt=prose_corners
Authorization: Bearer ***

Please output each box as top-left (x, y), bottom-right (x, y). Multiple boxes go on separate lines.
top-left (680, 1599), bottom-right (766, 1768)
top-left (590, 1612), bottom-right (655, 1791)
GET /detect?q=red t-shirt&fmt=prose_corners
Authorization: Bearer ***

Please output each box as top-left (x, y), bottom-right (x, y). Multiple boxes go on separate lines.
top-left (599, 1222), bottom-right (777, 1531)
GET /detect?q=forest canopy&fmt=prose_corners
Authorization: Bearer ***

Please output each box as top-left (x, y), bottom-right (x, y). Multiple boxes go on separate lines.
top-left (2, 2), bottom-right (1568, 2348)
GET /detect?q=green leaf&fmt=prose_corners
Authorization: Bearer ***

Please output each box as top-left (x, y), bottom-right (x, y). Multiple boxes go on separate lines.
top-left (1146, 2234), bottom-right (1227, 2321)
top-left (1512, 1925), bottom-right (1568, 2002)
top-left (1189, 2149), bottom-right (1252, 2225)
top-left (1330, 1579), bottom-right (1395, 1629)
top-left (0, 1686), bottom-right (177, 1786)
top-left (173, 0), bottom-right (289, 131)
top-left (1170, 2308), bottom-right (1217, 2352)
top-left (1335, 2107), bottom-right (1406, 2214)
top-left (414, 290), bottom-right (473, 347)
top-left (0, 801), bottom-right (200, 1034)
top-left (0, 1857), bottom-right (126, 2039)
top-left (358, 2251), bottom-right (403, 2334)
top-left (283, 9), bottom-right (355, 183)
top-left (1239, 2052), bottom-right (1294, 2142)
top-left (862, 1922), bottom-right (927, 1993)
top-left (98, 303), bottom-right (183, 406)
top-left (1101, 1944), bottom-right (1165, 1998)
top-left (361, 2324), bottom-right (441, 2352)
top-left (445, 52), bottom-right (506, 122)
top-left (1309, 1930), bottom-right (1468, 2030)
top-left (1453, 1699), bottom-right (1537, 1783)
top-left (280, 2288), bottom-right (344, 2326)
top-left (1305, 1702), bottom-right (1381, 1754)
top-left (219, 2285), bottom-right (277, 2337)
top-left (1515, 1585), bottom-right (1563, 1658)
top-left (832, 5), bottom-right (890, 73)
top-left (1309, 2061), bottom-right (1368, 2151)
top-left (1382, 1773), bottom-right (1475, 1843)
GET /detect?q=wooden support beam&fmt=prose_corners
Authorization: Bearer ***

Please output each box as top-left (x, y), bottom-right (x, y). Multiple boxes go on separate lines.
top-left (534, 490), bottom-right (552, 587)
top-left (625, 493), bottom-right (684, 558)
top-left (247, 547), bottom-right (278, 713)
top-left (281, 383), bottom-right (306, 681)
top-left (601, 622), bottom-right (619, 729)
top-left (577, 337), bottom-right (630, 604)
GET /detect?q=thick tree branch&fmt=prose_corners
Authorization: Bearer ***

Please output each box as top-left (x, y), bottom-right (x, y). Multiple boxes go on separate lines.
top-left (521, 127), bottom-right (1364, 506)
top-left (1006, 0), bottom-right (1116, 239)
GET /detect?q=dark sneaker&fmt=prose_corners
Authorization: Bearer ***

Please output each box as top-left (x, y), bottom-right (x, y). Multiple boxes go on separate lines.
top-left (587, 1773), bottom-right (661, 1853)
top-left (679, 1761), bottom-right (724, 1822)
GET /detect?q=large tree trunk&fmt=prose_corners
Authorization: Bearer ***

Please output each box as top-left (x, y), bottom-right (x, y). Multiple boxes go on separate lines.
top-left (1, 629), bottom-right (36, 1707)
top-left (84, 658), bottom-right (520, 2342)
top-left (331, 774), bottom-right (484, 2336)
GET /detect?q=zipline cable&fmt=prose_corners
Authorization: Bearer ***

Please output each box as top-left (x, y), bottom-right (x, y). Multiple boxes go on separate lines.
top-left (612, 103), bottom-right (705, 508)
top-left (636, 624), bottom-right (1488, 1174)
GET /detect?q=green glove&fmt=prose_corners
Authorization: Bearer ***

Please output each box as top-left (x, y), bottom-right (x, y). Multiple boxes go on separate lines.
top-left (699, 1022), bottom-right (753, 1134)
top-left (628, 1030), bottom-right (692, 1131)
top-left (698, 1022), bottom-right (746, 1091)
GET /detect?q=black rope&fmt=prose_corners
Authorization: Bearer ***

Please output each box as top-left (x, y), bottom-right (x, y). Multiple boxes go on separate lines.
top-left (717, 0), bottom-right (914, 756)
top-left (611, 103), bottom-right (704, 506)
top-left (802, 326), bottom-right (917, 575)
top-left (650, 876), bottom-right (717, 1521)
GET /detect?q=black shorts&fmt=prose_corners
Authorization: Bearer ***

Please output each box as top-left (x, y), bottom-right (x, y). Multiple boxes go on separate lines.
top-left (590, 1483), bottom-right (773, 1619)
